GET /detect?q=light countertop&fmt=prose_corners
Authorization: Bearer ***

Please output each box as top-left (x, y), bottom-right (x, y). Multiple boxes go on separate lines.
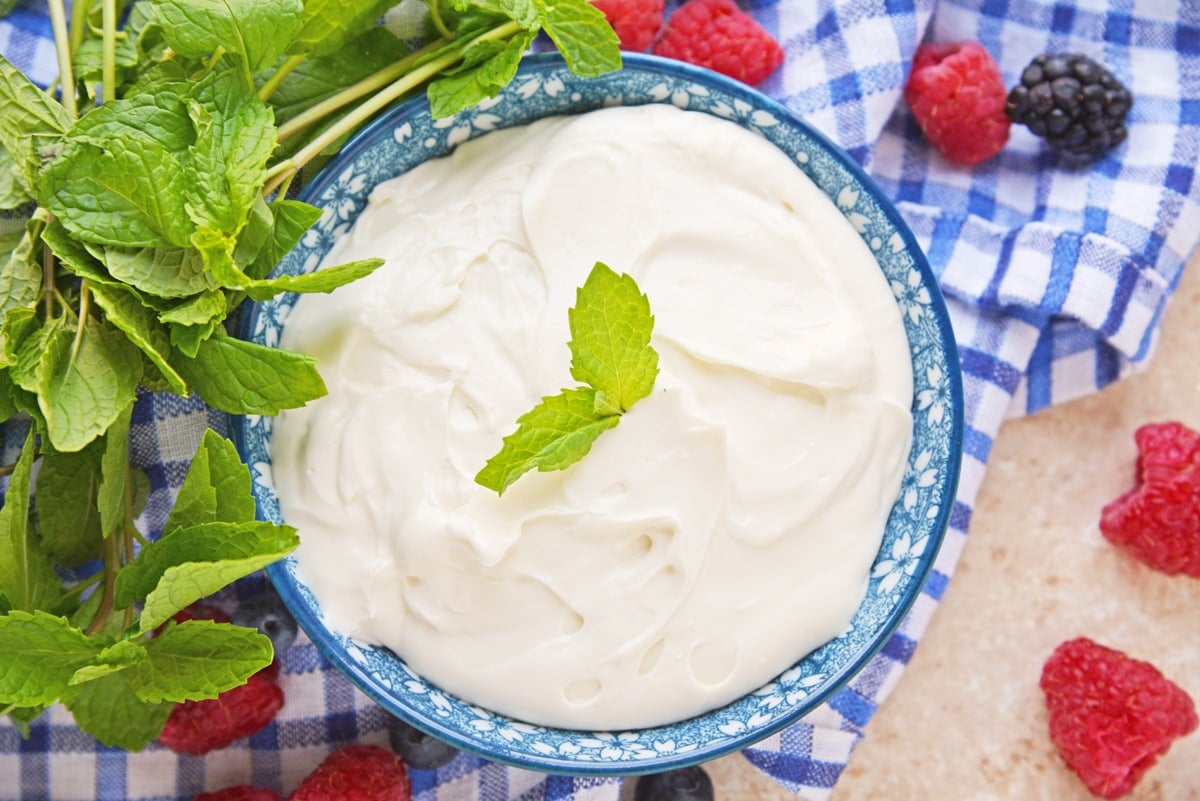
top-left (704, 251), bottom-right (1200, 800)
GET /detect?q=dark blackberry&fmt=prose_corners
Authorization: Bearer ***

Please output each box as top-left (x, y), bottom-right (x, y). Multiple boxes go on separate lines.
top-left (1006, 53), bottom-right (1131, 158)
top-left (385, 716), bottom-right (460, 770)
top-left (634, 766), bottom-right (714, 801)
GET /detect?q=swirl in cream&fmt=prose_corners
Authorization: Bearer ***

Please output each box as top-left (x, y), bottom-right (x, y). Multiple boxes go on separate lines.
top-left (271, 105), bottom-right (913, 729)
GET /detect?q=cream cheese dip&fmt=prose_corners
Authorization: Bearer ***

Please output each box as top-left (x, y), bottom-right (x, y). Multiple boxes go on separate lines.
top-left (271, 104), bottom-right (914, 730)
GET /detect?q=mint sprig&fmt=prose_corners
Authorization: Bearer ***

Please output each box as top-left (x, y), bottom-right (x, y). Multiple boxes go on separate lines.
top-left (476, 263), bottom-right (659, 494)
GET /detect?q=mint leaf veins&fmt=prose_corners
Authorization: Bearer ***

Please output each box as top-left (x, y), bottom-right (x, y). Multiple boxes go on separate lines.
top-left (475, 262), bottom-right (659, 494)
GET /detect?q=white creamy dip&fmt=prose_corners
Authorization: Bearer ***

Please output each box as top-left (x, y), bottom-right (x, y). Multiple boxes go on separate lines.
top-left (272, 104), bottom-right (914, 730)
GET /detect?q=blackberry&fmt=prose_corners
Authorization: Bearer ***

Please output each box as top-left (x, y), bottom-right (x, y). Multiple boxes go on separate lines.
top-left (386, 716), bottom-right (460, 770)
top-left (1006, 53), bottom-right (1131, 158)
top-left (634, 766), bottom-right (714, 801)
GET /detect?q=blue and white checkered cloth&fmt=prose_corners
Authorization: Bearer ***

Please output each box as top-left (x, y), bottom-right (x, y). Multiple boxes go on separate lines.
top-left (3, 0), bottom-right (1199, 799)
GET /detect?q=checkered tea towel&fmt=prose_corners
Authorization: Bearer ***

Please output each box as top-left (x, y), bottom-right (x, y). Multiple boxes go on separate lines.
top-left (2, 0), bottom-right (1198, 799)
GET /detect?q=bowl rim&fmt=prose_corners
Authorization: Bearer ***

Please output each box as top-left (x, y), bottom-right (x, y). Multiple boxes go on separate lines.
top-left (233, 51), bottom-right (964, 776)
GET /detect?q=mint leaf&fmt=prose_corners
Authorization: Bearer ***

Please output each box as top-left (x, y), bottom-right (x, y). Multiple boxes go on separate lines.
top-left (0, 143), bottom-right (31, 210)
top-left (69, 639), bottom-right (147, 686)
top-left (287, 0), bottom-right (399, 58)
top-left (245, 200), bottom-right (323, 280)
top-left (169, 320), bottom-right (220, 359)
top-left (0, 611), bottom-right (102, 706)
top-left (62, 670), bottom-right (174, 751)
top-left (41, 220), bottom-right (120, 288)
top-left (191, 225), bottom-right (252, 288)
top-left (88, 282), bottom-right (189, 395)
top-left (531, 0), bottom-right (621, 78)
top-left (115, 521), bottom-right (298, 631)
top-left (152, 0), bottom-right (305, 73)
top-left (428, 31), bottom-right (535, 118)
top-left (128, 619), bottom-right (272, 702)
top-left (39, 318), bottom-right (143, 453)
top-left (475, 388), bottom-right (620, 494)
top-left (0, 55), bottom-right (71, 193)
top-left (568, 262), bottom-right (658, 411)
top-left (158, 289), bottom-right (226, 327)
top-left (184, 70), bottom-right (276, 233)
top-left (94, 244), bottom-right (217, 299)
top-left (165, 429), bottom-right (256, 534)
top-left (0, 431), bottom-right (61, 611)
top-left (476, 263), bottom-right (658, 494)
top-left (97, 404), bottom-right (134, 538)
top-left (171, 330), bottom-right (327, 415)
top-left (0, 212), bottom-right (45, 331)
top-left (39, 92), bottom-right (195, 248)
top-left (10, 317), bottom-right (64, 393)
top-left (244, 258), bottom-right (385, 301)
top-left (33, 446), bottom-right (104, 566)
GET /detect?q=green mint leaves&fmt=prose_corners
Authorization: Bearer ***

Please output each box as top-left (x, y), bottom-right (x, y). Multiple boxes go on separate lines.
top-left (475, 263), bottom-right (659, 494)
top-left (0, 430), bottom-right (292, 749)
top-left (1, 0), bottom-right (625, 750)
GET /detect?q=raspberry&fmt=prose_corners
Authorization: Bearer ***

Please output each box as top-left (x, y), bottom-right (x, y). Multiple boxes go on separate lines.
top-left (652, 0), bottom-right (784, 87)
top-left (1006, 53), bottom-right (1131, 158)
top-left (290, 745), bottom-right (411, 801)
top-left (593, 0), bottom-right (664, 52)
top-left (159, 671), bottom-right (284, 755)
top-left (195, 787), bottom-right (283, 801)
top-left (1100, 421), bottom-right (1200, 577)
top-left (903, 42), bottom-right (1011, 165)
top-left (1040, 638), bottom-right (1197, 798)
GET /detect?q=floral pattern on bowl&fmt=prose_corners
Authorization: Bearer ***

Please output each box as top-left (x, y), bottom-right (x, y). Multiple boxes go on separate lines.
top-left (233, 53), bottom-right (964, 776)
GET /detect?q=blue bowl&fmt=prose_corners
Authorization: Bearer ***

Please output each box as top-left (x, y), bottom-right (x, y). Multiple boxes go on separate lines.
top-left (233, 53), bottom-right (963, 775)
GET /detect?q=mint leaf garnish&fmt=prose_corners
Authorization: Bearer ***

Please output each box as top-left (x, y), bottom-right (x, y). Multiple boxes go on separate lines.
top-left (475, 262), bottom-right (658, 494)
top-left (126, 619), bottom-right (272, 703)
top-left (568, 262), bottom-right (659, 411)
top-left (475, 388), bottom-right (621, 494)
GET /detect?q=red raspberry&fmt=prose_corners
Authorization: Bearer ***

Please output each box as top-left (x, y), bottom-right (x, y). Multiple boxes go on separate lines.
top-left (1100, 421), bottom-right (1200, 577)
top-left (159, 671), bottom-right (285, 755)
top-left (196, 787), bottom-right (282, 801)
top-left (1132, 421), bottom-right (1200, 485)
top-left (290, 745), bottom-right (411, 801)
top-left (1040, 638), bottom-right (1197, 798)
top-left (594, 0), bottom-right (664, 52)
top-left (652, 0), bottom-right (784, 87)
top-left (904, 42), bottom-right (1011, 165)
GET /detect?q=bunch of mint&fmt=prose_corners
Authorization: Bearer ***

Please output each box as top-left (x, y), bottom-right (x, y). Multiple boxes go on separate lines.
top-left (0, 0), bottom-right (619, 750)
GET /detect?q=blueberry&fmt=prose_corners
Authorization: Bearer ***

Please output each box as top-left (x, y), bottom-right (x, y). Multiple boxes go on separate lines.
top-left (634, 766), bottom-right (714, 801)
top-left (232, 587), bottom-right (298, 658)
top-left (386, 716), bottom-right (459, 770)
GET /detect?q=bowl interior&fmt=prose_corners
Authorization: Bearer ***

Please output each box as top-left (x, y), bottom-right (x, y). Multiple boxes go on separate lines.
top-left (233, 53), bottom-right (963, 775)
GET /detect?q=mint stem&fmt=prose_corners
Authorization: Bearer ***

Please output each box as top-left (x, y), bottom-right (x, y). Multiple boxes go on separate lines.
top-left (101, 0), bottom-right (117, 103)
top-left (46, 0), bottom-right (77, 117)
top-left (67, 281), bottom-right (90, 373)
top-left (258, 53), bottom-right (306, 102)
top-left (275, 37), bottom-right (450, 144)
top-left (68, 0), bottom-right (88, 58)
top-left (84, 534), bottom-right (119, 636)
top-left (427, 2), bottom-right (454, 40)
top-left (264, 21), bottom-right (522, 196)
